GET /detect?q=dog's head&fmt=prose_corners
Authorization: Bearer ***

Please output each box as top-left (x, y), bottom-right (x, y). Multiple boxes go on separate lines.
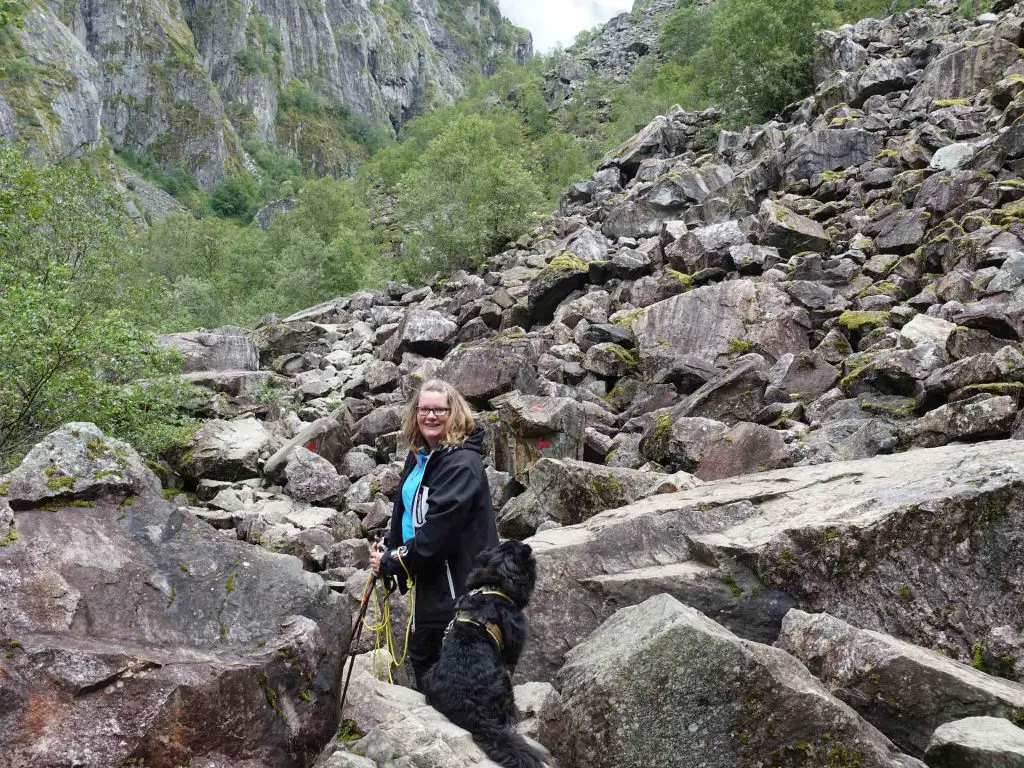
top-left (466, 540), bottom-right (536, 608)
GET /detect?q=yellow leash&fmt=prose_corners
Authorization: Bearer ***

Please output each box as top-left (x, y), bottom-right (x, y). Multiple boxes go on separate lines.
top-left (361, 555), bottom-right (415, 683)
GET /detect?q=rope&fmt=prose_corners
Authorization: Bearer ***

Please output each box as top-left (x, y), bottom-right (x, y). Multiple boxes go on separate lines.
top-left (360, 555), bottom-right (415, 684)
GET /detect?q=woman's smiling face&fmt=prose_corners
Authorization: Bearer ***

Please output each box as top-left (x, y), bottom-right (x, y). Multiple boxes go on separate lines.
top-left (417, 390), bottom-right (450, 449)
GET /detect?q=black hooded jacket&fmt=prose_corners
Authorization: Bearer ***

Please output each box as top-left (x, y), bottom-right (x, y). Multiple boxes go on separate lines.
top-left (379, 425), bottom-right (498, 627)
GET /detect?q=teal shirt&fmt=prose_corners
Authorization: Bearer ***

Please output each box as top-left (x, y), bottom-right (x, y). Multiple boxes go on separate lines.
top-left (401, 450), bottom-right (430, 542)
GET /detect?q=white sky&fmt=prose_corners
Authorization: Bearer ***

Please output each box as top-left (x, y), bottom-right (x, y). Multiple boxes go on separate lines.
top-left (501, 0), bottom-right (635, 53)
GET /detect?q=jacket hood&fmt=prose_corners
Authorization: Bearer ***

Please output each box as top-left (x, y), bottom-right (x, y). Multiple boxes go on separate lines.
top-left (444, 423), bottom-right (485, 455)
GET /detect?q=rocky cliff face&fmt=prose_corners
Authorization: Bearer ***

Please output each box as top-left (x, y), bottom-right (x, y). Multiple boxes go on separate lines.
top-left (0, 0), bottom-right (530, 186)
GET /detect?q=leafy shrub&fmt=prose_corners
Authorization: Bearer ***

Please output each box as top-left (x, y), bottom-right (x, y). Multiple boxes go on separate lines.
top-left (0, 143), bottom-right (196, 466)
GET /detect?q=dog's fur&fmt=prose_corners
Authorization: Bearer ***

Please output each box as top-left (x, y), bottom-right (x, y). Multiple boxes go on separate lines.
top-left (425, 540), bottom-right (548, 768)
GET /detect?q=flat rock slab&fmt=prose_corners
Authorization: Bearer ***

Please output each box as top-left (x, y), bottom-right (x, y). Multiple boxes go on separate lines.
top-left (925, 716), bottom-right (1024, 768)
top-left (632, 279), bottom-right (811, 368)
top-left (522, 440), bottom-right (1024, 684)
top-left (777, 609), bottom-right (1024, 756)
top-left (556, 594), bottom-right (924, 768)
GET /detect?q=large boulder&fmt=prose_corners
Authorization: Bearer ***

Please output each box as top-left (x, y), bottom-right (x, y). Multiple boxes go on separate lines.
top-left (785, 129), bottom-right (884, 182)
top-left (0, 423), bottom-right (160, 509)
top-left (755, 200), bottom-right (831, 254)
top-left (778, 610), bottom-right (1024, 757)
top-left (435, 336), bottom-right (541, 405)
top-left (180, 417), bottom-right (276, 482)
top-left (632, 280), bottom-right (811, 368)
top-left (925, 717), bottom-right (1024, 768)
top-left (555, 594), bottom-right (924, 768)
top-left (492, 394), bottom-right (586, 483)
top-left (263, 406), bottom-right (355, 482)
top-left (522, 441), bottom-right (1024, 684)
top-left (157, 329), bottom-right (259, 373)
top-left (0, 432), bottom-right (347, 768)
top-left (524, 458), bottom-right (700, 527)
top-left (906, 37), bottom-right (1023, 111)
top-left (380, 309), bottom-right (458, 362)
top-left (285, 447), bottom-right (349, 506)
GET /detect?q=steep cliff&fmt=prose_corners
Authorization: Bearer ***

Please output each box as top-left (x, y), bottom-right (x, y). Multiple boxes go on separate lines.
top-left (0, 0), bottom-right (530, 186)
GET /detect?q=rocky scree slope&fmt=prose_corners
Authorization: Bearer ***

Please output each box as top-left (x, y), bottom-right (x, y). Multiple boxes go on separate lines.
top-left (0, 0), bottom-right (530, 186)
top-left (6, 0), bottom-right (1024, 766)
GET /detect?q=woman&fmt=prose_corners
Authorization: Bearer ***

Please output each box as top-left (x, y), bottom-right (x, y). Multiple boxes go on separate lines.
top-left (370, 378), bottom-right (498, 690)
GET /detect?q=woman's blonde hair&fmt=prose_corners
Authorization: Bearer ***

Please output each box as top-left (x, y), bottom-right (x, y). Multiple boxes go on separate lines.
top-left (401, 378), bottom-right (476, 451)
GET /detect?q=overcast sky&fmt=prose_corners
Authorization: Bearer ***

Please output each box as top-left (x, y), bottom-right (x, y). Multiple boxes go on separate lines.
top-left (501, 0), bottom-right (634, 53)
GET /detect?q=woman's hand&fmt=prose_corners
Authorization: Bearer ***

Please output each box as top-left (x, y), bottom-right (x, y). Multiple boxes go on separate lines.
top-left (369, 539), bottom-right (383, 574)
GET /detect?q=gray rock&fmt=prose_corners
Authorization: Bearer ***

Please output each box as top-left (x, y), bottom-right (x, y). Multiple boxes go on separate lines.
top-left (351, 406), bottom-right (404, 448)
top-left (756, 200), bottom-right (831, 254)
top-left (526, 457), bottom-right (700, 527)
top-left (492, 394), bottom-right (586, 483)
top-left (633, 280), bottom-right (811, 368)
top-left (695, 422), bottom-right (792, 481)
top-left (263, 406), bottom-right (355, 482)
top-left (777, 609), bottom-right (1024, 757)
top-left (285, 448), bottom-right (349, 506)
top-left (906, 37), bottom-right (1023, 111)
top-left (157, 330), bottom-right (258, 373)
top-left (786, 129), bottom-right (884, 182)
top-left (382, 309), bottom-right (458, 361)
top-left (436, 336), bottom-right (541, 404)
top-left (903, 395), bottom-right (1018, 448)
top-left (522, 441), bottom-right (1024, 684)
top-left (0, 423), bottom-right (160, 508)
top-left (665, 219), bottom-right (748, 272)
top-left (0, 486), bottom-right (347, 767)
top-left (640, 415), bottom-right (728, 471)
top-left (925, 717), bottom-right (1024, 768)
top-left (556, 594), bottom-right (924, 768)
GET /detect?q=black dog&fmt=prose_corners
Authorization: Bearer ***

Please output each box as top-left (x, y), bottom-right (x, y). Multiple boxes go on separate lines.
top-left (425, 540), bottom-right (548, 768)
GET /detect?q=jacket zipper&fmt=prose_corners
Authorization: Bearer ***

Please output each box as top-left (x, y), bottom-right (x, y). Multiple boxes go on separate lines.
top-left (444, 560), bottom-right (456, 600)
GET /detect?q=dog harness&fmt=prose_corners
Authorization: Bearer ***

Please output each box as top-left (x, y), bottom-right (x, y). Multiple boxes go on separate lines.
top-left (450, 587), bottom-right (516, 651)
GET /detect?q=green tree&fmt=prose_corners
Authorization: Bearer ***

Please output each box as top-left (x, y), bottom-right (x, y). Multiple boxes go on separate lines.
top-left (396, 114), bottom-right (545, 275)
top-left (699, 0), bottom-right (839, 121)
top-left (210, 173), bottom-right (261, 219)
top-left (0, 143), bottom-right (197, 465)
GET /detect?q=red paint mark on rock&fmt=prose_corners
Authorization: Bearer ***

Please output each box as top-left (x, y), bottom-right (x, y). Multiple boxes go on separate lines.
top-left (306, 442), bottom-right (318, 452)
top-left (531, 403), bottom-right (546, 412)
top-left (537, 439), bottom-right (552, 450)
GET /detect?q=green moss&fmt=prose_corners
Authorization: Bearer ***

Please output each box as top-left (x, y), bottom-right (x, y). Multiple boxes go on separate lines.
top-left (299, 689), bottom-right (313, 703)
top-left (166, 585), bottom-right (177, 607)
top-left (225, 572), bottom-right (236, 594)
top-left (931, 98), bottom-right (972, 109)
top-left (609, 345), bottom-right (639, 369)
top-left (972, 640), bottom-right (985, 671)
top-left (821, 527), bottom-right (839, 543)
top-left (726, 337), bottom-right (753, 355)
top-left (778, 549), bottom-right (797, 563)
top-left (819, 171), bottom-right (844, 183)
top-left (665, 268), bottom-right (694, 289)
top-left (546, 252), bottom-right (589, 273)
top-left (0, 527), bottom-right (18, 547)
top-left (0, 481), bottom-right (8, 495)
top-left (653, 412), bottom-right (672, 442)
top-left (591, 474), bottom-right (622, 501)
top-left (720, 573), bottom-right (743, 598)
top-left (874, 148), bottom-right (900, 160)
top-left (852, 235), bottom-right (873, 250)
top-left (337, 718), bottom-right (364, 742)
top-left (837, 311), bottom-right (889, 332)
top-left (70, 500), bottom-right (96, 508)
top-left (122, 495), bottom-right (138, 506)
top-left (897, 585), bottom-right (912, 601)
top-left (85, 437), bottom-right (106, 460)
top-left (859, 399), bottom-right (916, 418)
top-left (45, 474), bottom-right (74, 492)
top-left (614, 309), bottom-right (643, 328)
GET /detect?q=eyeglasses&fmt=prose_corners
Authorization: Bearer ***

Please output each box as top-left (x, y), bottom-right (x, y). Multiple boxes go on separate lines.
top-left (416, 407), bottom-right (450, 417)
